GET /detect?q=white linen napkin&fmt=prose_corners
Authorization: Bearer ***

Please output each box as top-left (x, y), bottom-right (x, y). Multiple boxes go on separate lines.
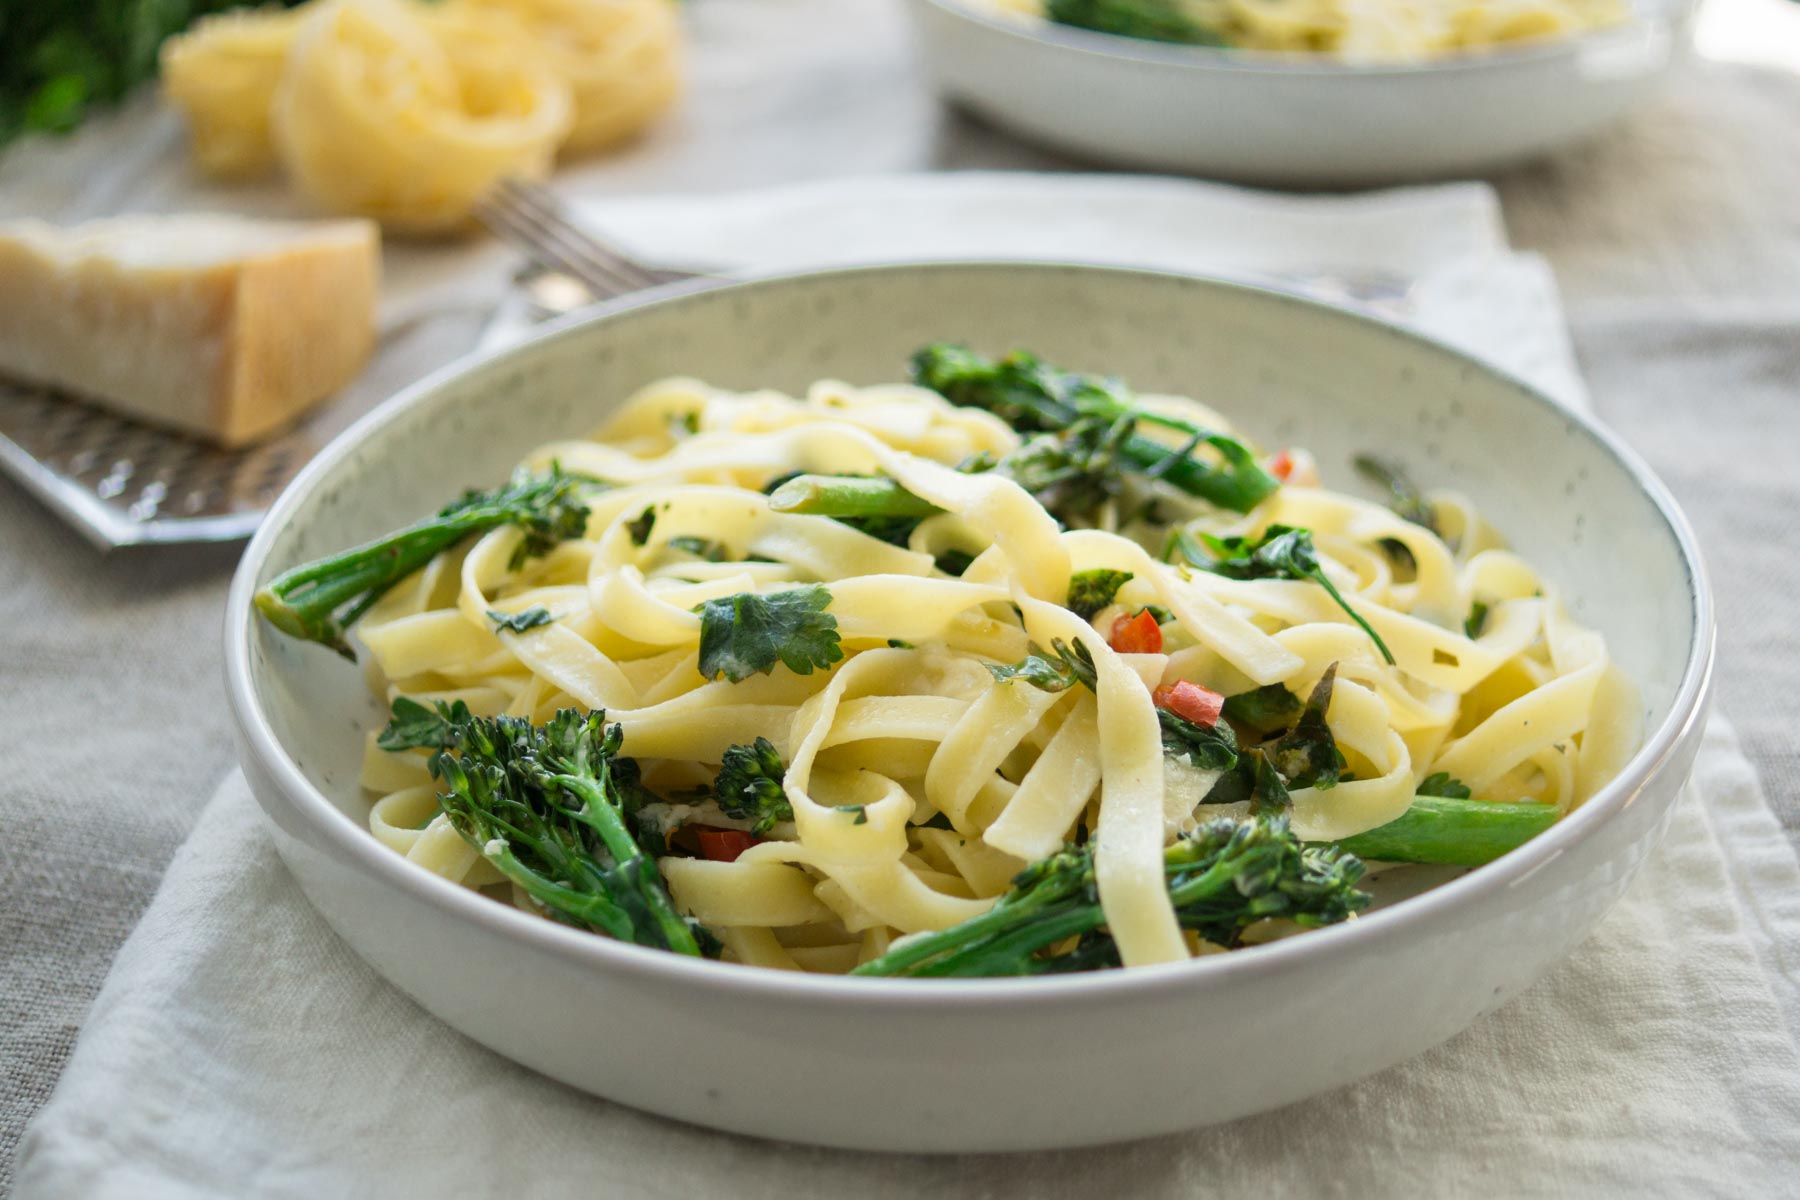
top-left (481, 172), bottom-right (1588, 408)
top-left (17, 176), bottom-right (1800, 1198)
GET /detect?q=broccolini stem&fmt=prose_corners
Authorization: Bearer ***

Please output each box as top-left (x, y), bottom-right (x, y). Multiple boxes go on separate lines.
top-left (766, 475), bottom-right (945, 521)
top-left (540, 770), bottom-right (701, 956)
top-left (850, 852), bottom-right (1091, 977)
top-left (855, 815), bottom-right (1368, 977)
top-left (922, 844), bottom-right (1303, 976)
top-left (916, 905), bottom-right (1102, 977)
top-left (254, 467), bottom-right (597, 659)
top-left (483, 840), bottom-right (637, 940)
top-left (1332, 795), bottom-right (1559, 867)
top-left (1045, 0), bottom-right (1228, 45)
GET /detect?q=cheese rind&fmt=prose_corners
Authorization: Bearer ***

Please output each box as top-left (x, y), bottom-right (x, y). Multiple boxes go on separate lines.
top-left (0, 215), bottom-right (380, 447)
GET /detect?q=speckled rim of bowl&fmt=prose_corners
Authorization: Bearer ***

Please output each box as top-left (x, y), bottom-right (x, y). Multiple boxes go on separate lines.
top-left (225, 259), bottom-right (1715, 1008)
top-left (919, 0), bottom-right (1687, 78)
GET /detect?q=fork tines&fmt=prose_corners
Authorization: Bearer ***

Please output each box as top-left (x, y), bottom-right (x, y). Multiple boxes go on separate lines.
top-left (474, 177), bottom-right (691, 302)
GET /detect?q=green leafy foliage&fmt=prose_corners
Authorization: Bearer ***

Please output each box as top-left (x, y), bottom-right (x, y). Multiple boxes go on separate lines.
top-left (1221, 683), bottom-right (1303, 735)
top-left (1199, 747), bottom-right (1293, 814)
top-left (712, 737), bottom-right (792, 834)
top-left (854, 813), bottom-right (1369, 976)
top-left (1465, 601), bottom-right (1490, 639)
top-left (695, 585), bottom-right (843, 682)
top-left (1353, 454), bottom-right (1439, 533)
top-left (1181, 524), bottom-right (1396, 665)
top-left (1158, 707), bottom-right (1239, 770)
top-left (1066, 568), bottom-right (1135, 620)
top-left (665, 536), bottom-right (729, 562)
top-left (1268, 665), bottom-right (1342, 790)
top-left (626, 507), bottom-right (657, 546)
top-left (377, 697), bottom-right (472, 753)
top-left (909, 344), bottom-right (1280, 514)
top-left (1001, 420), bottom-right (1139, 527)
top-left (1044, 0), bottom-right (1228, 45)
top-left (1418, 771), bottom-right (1473, 799)
top-left (254, 465), bottom-right (598, 659)
top-left (488, 606), bottom-right (553, 634)
top-left (934, 549), bottom-right (976, 576)
top-left (391, 702), bottom-right (708, 954)
top-left (985, 638), bottom-right (1098, 694)
top-left (0, 1), bottom-right (303, 149)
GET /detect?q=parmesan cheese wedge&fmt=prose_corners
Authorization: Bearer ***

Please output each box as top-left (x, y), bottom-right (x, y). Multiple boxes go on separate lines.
top-left (0, 214), bottom-right (379, 447)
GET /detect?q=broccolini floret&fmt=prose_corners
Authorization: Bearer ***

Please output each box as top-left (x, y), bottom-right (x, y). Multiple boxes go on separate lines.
top-left (713, 737), bottom-right (793, 834)
top-left (855, 813), bottom-right (1369, 976)
top-left (1045, 0), bottom-right (1228, 45)
top-left (1065, 568), bottom-right (1135, 620)
top-left (911, 344), bottom-right (1280, 514)
top-left (379, 699), bottom-right (710, 956)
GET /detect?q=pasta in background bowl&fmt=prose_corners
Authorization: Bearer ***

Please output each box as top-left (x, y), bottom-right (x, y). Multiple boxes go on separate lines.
top-left (978, 0), bottom-right (1632, 63)
top-left (907, 0), bottom-right (1695, 184)
top-left (226, 262), bottom-right (1712, 1150)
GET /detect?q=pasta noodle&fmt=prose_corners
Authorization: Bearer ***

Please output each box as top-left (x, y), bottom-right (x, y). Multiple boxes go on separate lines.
top-left (160, 0), bottom-right (682, 228)
top-left (459, 0), bottom-right (682, 155)
top-left (996, 0), bottom-right (1630, 62)
top-left (159, 8), bottom-right (307, 178)
top-left (350, 368), bottom-right (1638, 974)
top-left (274, 0), bottom-right (572, 234)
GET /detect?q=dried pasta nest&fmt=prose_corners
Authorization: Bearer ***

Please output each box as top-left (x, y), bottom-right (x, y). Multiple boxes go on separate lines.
top-left (461, 0), bottom-right (683, 155)
top-left (159, 0), bottom-right (684, 231)
top-left (272, 0), bottom-right (572, 235)
top-left (159, 7), bottom-right (307, 178)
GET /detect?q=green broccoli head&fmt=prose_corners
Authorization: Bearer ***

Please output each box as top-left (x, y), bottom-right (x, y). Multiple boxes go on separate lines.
top-left (713, 737), bottom-right (793, 834)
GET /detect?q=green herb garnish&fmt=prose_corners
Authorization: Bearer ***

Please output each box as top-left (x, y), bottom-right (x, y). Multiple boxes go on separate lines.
top-left (488, 606), bottom-right (553, 634)
top-left (1181, 525), bottom-right (1395, 666)
top-left (695, 585), bottom-right (843, 683)
top-left (1417, 771), bottom-right (1473, 800)
top-left (1222, 684), bottom-right (1303, 735)
top-left (1268, 665), bottom-right (1343, 790)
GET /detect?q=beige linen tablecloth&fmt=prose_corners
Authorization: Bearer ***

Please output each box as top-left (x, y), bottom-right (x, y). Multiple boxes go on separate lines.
top-left (2, 0), bottom-right (1798, 1190)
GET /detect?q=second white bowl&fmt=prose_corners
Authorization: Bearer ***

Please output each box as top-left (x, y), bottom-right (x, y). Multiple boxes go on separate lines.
top-left (907, 0), bottom-right (1693, 185)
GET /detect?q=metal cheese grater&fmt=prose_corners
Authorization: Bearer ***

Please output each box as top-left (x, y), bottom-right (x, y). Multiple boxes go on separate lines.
top-left (0, 378), bottom-right (333, 549)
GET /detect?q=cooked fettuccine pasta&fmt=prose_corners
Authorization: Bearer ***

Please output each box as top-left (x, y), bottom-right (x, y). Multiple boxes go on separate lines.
top-left (259, 344), bottom-right (1638, 976)
top-left (996, 0), bottom-right (1631, 63)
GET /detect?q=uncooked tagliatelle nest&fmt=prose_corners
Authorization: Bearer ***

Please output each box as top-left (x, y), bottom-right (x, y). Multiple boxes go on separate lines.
top-left (159, 8), bottom-right (308, 178)
top-left (461, 0), bottom-right (682, 155)
top-left (273, 1), bottom-right (571, 234)
top-left (160, 0), bottom-right (683, 232)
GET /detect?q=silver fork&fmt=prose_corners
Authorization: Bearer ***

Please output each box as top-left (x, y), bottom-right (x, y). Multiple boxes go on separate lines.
top-left (472, 176), bottom-right (706, 311)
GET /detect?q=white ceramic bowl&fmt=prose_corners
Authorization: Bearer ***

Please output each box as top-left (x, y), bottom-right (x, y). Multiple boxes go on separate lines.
top-left (226, 262), bottom-right (1712, 1153)
top-left (906, 0), bottom-right (1694, 185)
